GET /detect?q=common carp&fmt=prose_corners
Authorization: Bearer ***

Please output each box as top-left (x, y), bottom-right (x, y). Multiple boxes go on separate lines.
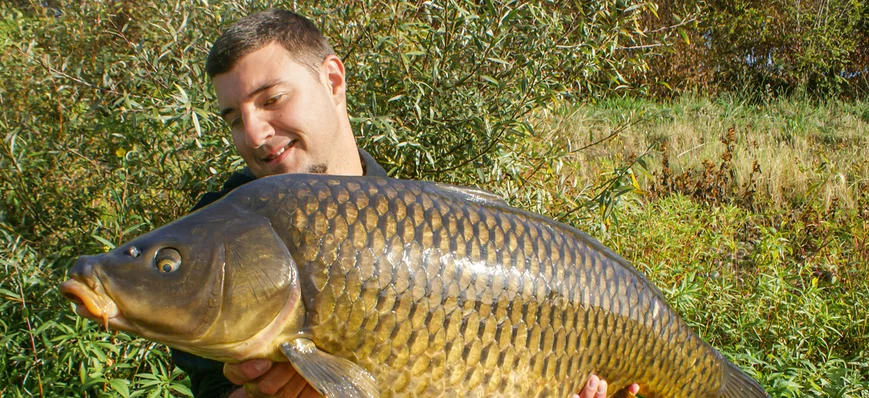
top-left (60, 174), bottom-right (767, 397)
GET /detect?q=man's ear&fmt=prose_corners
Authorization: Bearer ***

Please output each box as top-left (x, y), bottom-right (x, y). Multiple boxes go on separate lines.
top-left (321, 54), bottom-right (346, 106)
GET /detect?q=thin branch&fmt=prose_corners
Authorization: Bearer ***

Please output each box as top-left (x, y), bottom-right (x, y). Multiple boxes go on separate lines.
top-left (0, 135), bottom-right (45, 231)
top-left (14, 46), bottom-right (119, 95)
top-left (643, 16), bottom-right (699, 34)
top-left (13, 45), bottom-right (149, 101)
top-left (557, 141), bottom-right (656, 222)
top-left (10, 248), bottom-right (44, 398)
top-left (616, 43), bottom-right (665, 51)
top-left (569, 120), bottom-right (634, 154)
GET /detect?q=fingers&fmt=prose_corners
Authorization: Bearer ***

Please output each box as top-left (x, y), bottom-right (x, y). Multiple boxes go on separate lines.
top-left (226, 361), bottom-right (316, 398)
top-left (224, 359), bottom-right (273, 386)
top-left (595, 379), bottom-right (607, 398)
top-left (612, 383), bottom-right (641, 398)
top-left (273, 367), bottom-right (320, 398)
top-left (272, 363), bottom-right (312, 397)
top-left (575, 374), bottom-right (607, 398)
top-left (251, 362), bottom-right (301, 396)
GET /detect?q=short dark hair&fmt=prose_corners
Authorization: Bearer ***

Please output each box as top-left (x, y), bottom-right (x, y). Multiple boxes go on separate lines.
top-left (205, 9), bottom-right (335, 78)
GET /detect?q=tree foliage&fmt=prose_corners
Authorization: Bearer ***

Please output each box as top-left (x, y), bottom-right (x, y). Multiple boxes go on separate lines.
top-left (639, 0), bottom-right (869, 97)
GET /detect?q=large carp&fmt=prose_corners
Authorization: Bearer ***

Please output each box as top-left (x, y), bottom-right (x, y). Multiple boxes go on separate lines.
top-left (60, 174), bottom-right (767, 397)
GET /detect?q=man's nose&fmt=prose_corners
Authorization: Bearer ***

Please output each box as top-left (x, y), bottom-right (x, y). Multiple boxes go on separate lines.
top-left (241, 111), bottom-right (274, 148)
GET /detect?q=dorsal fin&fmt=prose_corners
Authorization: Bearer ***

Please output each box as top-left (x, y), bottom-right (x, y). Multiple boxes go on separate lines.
top-left (432, 183), bottom-right (508, 206)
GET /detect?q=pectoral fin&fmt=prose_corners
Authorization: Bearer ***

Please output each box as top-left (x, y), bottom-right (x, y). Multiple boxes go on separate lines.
top-left (281, 339), bottom-right (379, 398)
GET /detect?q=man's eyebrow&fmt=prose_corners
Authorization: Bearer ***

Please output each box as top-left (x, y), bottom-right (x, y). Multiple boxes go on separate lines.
top-left (219, 78), bottom-right (284, 119)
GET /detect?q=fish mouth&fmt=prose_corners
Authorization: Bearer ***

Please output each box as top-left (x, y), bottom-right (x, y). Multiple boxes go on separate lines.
top-left (59, 278), bottom-right (120, 331)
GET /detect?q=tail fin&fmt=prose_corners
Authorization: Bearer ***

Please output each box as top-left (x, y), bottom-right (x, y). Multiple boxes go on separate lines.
top-left (718, 360), bottom-right (768, 398)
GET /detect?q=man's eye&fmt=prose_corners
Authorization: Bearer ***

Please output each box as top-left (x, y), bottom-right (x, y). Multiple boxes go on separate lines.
top-left (263, 94), bottom-right (283, 107)
top-left (228, 117), bottom-right (242, 128)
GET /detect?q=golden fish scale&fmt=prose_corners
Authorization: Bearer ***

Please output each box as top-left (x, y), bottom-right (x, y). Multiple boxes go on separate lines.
top-left (269, 177), bottom-right (724, 397)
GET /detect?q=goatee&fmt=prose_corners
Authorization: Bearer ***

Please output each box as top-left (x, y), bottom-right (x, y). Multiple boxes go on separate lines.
top-left (307, 164), bottom-right (328, 174)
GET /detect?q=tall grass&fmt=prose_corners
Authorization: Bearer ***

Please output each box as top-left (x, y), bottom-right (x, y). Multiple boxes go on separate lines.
top-left (532, 96), bottom-right (869, 211)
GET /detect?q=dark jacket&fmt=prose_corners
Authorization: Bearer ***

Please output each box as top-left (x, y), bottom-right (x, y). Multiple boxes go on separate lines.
top-left (171, 148), bottom-right (387, 397)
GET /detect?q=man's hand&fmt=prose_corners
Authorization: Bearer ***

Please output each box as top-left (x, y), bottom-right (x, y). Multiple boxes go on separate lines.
top-left (225, 359), bottom-right (318, 398)
top-left (573, 374), bottom-right (641, 398)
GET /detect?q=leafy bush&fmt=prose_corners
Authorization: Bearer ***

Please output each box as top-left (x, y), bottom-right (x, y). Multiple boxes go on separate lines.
top-left (325, 0), bottom-right (666, 183)
top-left (708, 0), bottom-right (867, 97)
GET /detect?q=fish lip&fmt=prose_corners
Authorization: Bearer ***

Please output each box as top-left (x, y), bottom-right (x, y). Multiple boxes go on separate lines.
top-left (260, 140), bottom-right (296, 163)
top-left (59, 278), bottom-right (120, 327)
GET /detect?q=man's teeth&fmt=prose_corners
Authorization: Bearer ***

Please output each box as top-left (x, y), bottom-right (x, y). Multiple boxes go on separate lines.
top-left (265, 142), bottom-right (293, 161)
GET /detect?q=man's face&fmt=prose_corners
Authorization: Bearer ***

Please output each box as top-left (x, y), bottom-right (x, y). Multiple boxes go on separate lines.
top-left (213, 42), bottom-right (344, 178)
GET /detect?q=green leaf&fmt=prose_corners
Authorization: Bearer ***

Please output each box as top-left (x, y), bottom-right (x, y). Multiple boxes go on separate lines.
top-left (169, 383), bottom-right (193, 396)
top-left (191, 111), bottom-right (201, 137)
top-left (678, 28), bottom-right (690, 45)
top-left (109, 378), bottom-right (131, 397)
top-left (91, 235), bottom-right (117, 250)
top-left (481, 75), bottom-right (499, 86)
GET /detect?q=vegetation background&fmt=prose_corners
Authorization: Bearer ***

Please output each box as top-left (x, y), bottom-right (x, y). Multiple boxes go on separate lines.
top-left (1, 0), bottom-right (867, 396)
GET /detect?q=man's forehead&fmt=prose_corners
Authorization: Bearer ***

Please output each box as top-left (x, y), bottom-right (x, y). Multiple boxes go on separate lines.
top-left (215, 46), bottom-right (314, 92)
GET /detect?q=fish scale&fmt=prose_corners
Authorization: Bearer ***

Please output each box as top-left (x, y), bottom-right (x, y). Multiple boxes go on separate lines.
top-left (60, 174), bottom-right (768, 398)
top-left (255, 176), bottom-right (752, 397)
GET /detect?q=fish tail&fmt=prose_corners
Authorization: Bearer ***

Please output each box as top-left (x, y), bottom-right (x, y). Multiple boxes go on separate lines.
top-left (717, 360), bottom-right (768, 398)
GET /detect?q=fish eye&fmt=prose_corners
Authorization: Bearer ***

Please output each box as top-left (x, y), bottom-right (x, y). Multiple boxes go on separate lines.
top-left (154, 248), bottom-right (181, 273)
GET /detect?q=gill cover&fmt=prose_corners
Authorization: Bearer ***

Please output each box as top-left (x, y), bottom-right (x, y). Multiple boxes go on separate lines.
top-left (205, 212), bottom-right (298, 345)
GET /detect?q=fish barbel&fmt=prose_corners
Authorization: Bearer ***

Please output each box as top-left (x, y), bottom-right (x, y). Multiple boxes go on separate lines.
top-left (60, 174), bottom-right (767, 397)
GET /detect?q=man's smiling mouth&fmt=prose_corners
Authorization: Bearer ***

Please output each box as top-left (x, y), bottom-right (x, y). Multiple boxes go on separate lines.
top-left (262, 140), bottom-right (296, 162)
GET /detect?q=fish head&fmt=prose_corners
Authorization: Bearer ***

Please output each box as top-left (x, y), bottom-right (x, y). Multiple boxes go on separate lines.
top-left (60, 205), bottom-right (304, 361)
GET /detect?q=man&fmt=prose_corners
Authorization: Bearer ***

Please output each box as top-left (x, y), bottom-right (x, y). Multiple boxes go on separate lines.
top-left (174, 9), bottom-right (640, 398)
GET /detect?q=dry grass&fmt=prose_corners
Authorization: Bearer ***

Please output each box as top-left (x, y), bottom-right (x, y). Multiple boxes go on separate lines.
top-left (534, 95), bottom-right (869, 210)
